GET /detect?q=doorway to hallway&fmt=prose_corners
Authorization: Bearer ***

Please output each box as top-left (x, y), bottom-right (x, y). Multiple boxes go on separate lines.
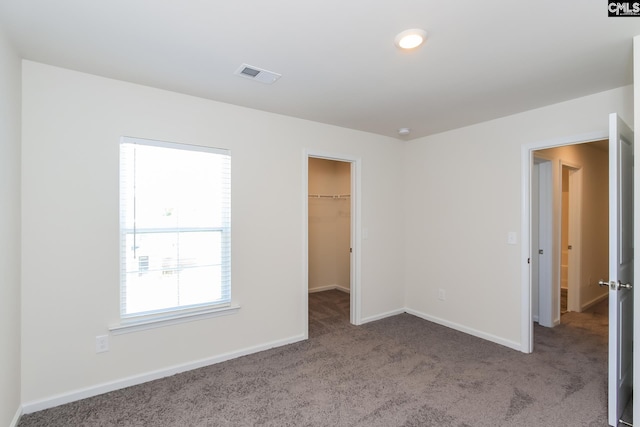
top-left (531, 140), bottom-right (608, 327)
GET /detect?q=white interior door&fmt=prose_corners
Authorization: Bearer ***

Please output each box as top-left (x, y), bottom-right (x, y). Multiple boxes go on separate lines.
top-left (607, 112), bottom-right (634, 426)
top-left (536, 159), bottom-right (554, 327)
top-left (566, 166), bottom-right (582, 313)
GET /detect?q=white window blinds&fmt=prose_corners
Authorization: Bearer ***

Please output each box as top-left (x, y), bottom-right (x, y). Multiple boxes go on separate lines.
top-left (119, 137), bottom-right (231, 318)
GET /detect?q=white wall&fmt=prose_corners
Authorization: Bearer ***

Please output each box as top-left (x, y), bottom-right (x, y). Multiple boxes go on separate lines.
top-left (21, 61), bottom-right (405, 406)
top-left (403, 86), bottom-right (633, 350)
top-left (535, 143), bottom-right (609, 315)
top-left (308, 158), bottom-right (351, 292)
top-left (0, 27), bottom-right (22, 427)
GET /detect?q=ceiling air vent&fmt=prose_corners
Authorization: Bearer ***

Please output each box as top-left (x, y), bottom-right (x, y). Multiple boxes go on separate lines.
top-left (234, 64), bottom-right (281, 84)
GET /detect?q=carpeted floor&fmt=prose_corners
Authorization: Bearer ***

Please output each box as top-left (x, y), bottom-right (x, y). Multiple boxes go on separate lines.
top-left (18, 290), bottom-right (612, 426)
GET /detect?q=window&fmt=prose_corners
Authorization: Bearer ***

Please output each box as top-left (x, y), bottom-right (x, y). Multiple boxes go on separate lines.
top-left (119, 137), bottom-right (231, 320)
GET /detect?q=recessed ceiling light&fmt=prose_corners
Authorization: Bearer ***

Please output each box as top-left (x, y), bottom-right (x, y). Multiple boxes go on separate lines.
top-left (394, 29), bottom-right (427, 50)
top-left (398, 128), bottom-right (411, 136)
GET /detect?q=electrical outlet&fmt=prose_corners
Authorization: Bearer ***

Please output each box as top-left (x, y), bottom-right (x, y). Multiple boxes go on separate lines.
top-left (438, 289), bottom-right (446, 301)
top-left (95, 335), bottom-right (109, 353)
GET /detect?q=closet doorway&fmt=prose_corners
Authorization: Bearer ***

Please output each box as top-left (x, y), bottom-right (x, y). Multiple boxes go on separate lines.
top-left (304, 153), bottom-right (360, 331)
top-left (308, 158), bottom-right (351, 295)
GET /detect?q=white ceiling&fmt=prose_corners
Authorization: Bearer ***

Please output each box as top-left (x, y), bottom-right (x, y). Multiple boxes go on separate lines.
top-left (1, 1), bottom-right (639, 140)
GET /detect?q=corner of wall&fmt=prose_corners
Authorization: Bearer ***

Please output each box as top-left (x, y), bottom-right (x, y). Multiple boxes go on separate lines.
top-left (10, 407), bottom-right (22, 427)
top-left (0, 23), bottom-right (23, 427)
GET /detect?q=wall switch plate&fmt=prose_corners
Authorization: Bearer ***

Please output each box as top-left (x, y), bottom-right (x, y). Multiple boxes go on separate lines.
top-left (507, 231), bottom-right (517, 245)
top-left (438, 289), bottom-right (446, 301)
top-left (95, 335), bottom-right (109, 353)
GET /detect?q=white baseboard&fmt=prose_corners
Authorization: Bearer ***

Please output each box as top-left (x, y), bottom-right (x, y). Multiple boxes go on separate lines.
top-left (581, 292), bottom-right (608, 312)
top-left (10, 406), bottom-right (22, 427)
top-left (359, 308), bottom-right (406, 324)
top-left (308, 284), bottom-right (350, 294)
top-left (21, 306), bottom-right (525, 414)
top-left (22, 334), bottom-right (306, 415)
top-left (405, 308), bottom-right (522, 352)
top-left (360, 307), bottom-right (521, 351)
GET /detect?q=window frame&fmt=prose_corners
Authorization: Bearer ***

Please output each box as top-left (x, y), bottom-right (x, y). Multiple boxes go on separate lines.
top-left (117, 136), bottom-right (232, 328)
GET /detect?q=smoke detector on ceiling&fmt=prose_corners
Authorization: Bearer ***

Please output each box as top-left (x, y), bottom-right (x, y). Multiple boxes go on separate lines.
top-left (234, 64), bottom-right (281, 84)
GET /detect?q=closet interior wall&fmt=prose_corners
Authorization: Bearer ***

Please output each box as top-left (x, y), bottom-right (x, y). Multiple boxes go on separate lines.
top-left (308, 158), bottom-right (351, 293)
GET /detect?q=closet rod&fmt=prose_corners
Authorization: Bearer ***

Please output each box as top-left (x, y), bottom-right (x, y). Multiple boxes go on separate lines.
top-left (308, 194), bottom-right (350, 199)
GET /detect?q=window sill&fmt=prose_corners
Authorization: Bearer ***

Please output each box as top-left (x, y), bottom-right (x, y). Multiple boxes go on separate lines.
top-left (109, 304), bottom-right (240, 335)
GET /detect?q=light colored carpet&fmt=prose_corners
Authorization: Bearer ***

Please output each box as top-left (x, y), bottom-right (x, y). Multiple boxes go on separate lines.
top-left (18, 290), bottom-right (610, 426)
